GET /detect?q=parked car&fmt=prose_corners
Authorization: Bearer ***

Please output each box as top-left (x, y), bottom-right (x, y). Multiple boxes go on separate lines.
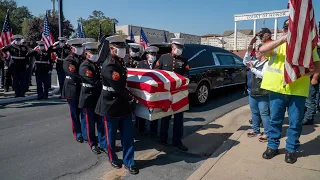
top-left (149, 43), bottom-right (247, 105)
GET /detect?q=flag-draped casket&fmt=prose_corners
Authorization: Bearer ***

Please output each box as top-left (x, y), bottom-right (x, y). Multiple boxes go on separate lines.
top-left (127, 68), bottom-right (189, 120)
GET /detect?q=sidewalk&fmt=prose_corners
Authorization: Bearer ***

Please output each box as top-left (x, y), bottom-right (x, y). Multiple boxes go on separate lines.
top-left (0, 85), bottom-right (59, 105)
top-left (188, 114), bottom-right (320, 180)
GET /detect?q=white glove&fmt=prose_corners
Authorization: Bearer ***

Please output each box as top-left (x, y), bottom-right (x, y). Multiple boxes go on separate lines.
top-left (53, 42), bottom-right (59, 47)
top-left (48, 71), bottom-right (52, 74)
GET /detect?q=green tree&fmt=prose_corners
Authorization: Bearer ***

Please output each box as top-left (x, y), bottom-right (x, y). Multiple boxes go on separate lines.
top-left (22, 13), bottom-right (74, 42)
top-left (79, 10), bottom-right (118, 40)
top-left (0, 0), bottom-right (32, 34)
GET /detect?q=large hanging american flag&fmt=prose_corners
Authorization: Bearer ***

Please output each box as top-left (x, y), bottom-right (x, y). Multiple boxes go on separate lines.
top-left (42, 13), bottom-right (56, 60)
top-left (130, 25), bottom-right (135, 41)
top-left (76, 23), bottom-right (85, 38)
top-left (284, 0), bottom-right (319, 85)
top-left (0, 10), bottom-right (13, 59)
top-left (140, 28), bottom-right (149, 49)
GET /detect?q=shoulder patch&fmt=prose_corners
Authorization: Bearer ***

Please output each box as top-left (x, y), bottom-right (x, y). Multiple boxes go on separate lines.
top-left (112, 71), bottom-right (120, 81)
top-left (86, 69), bottom-right (93, 77)
top-left (68, 64), bottom-right (76, 72)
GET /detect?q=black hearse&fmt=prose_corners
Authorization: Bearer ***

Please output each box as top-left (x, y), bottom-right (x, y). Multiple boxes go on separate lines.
top-left (150, 43), bottom-right (247, 105)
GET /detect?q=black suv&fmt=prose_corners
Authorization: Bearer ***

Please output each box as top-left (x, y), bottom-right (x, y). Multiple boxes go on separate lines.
top-left (150, 43), bottom-right (247, 105)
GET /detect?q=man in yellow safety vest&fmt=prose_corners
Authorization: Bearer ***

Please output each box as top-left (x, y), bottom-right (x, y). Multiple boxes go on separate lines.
top-left (259, 19), bottom-right (320, 164)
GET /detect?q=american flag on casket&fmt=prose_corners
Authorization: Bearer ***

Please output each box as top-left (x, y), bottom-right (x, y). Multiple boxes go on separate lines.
top-left (127, 68), bottom-right (189, 120)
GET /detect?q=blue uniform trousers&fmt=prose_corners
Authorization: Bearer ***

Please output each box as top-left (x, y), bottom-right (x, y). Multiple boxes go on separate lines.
top-left (104, 115), bottom-right (135, 167)
top-left (57, 70), bottom-right (65, 96)
top-left (67, 99), bottom-right (87, 140)
top-left (12, 70), bottom-right (27, 97)
top-left (83, 108), bottom-right (106, 149)
top-left (36, 74), bottom-right (50, 99)
top-left (160, 112), bottom-right (184, 145)
top-left (136, 116), bottom-right (158, 134)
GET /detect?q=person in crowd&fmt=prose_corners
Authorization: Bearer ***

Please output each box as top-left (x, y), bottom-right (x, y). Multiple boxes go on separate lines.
top-left (260, 19), bottom-right (320, 164)
top-left (135, 46), bottom-right (160, 136)
top-left (22, 40), bottom-right (33, 92)
top-left (62, 38), bottom-right (88, 143)
top-left (156, 38), bottom-right (189, 151)
top-left (95, 35), bottom-right (139, 175)
top-left (0, 53), bottom-right (4, 89)
top-left (0, 35), bottom-right (31, 97)
top-left (125, 43), bottom-right (144, 68)
top-left (48, 37), bottom-right (72, 98)
top-left (31, 41), bottom-right (53, 100)
top-left (243, 40), bottom-right (270, 142)
top-left (302, 73), bottom-right (319, 125)
top-left (79, 42), bottom-right (105, 155)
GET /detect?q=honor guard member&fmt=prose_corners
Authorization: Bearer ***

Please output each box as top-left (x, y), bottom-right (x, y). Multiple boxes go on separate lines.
top-left (79, 42), bottom-right (105, 154)
top-left (62, 38), bottom-right (89, 143)
top-left (32, 41), bottom-right (53, 100)
top-left (136, 46), bottom-right (159, 136)
top-left (125, 43), bottom-right (144, 68)
top-left (156, 38), bottom-right (189, 151)
top-left (95, 35), bottom-right (139, 175)
top-left (0, 35), bottom-right (31, 97)
top-left (48, 37), bottom-right (72, 98)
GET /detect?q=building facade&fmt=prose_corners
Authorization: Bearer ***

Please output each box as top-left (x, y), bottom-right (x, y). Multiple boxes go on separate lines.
top-left (116, 25), bottom-right (201, 44)
top-left (201, 29), bottom-right (283, 50)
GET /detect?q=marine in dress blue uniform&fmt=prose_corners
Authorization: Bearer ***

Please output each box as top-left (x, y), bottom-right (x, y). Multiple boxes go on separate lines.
top-left (0, 35), bottom-right (31, 97)
top-left (79, 42), bottom-right (105, 154)
top-left (95, 35), bottom-right (139, 175)
top-left (124, 43), bottom-right (144, 68)
top-left (48, 37), bottom-right (72, 98)
top-left (31, 41), bottom-right (53, 100)
top-left (136, 46), bottom-right (160, 136)
top-left (62, 38), bottom-right (93, 143)
top-left (155, 38), bottom-right (189, 151)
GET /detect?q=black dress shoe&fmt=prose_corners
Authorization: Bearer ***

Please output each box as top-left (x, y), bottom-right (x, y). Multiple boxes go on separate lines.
top-left (285, 151), bottom-right (297, 164)
top-left (249, 119), bottom-right (252, 124)
top-left (173, 143), bottom-right (188, 151)
top-left (262, 147), bottom-right (279, 159)
top-left (125, 165), bottom-right (139, 175)
top-left (99, 147), bottom-right (107, 154)
top-left (76, 137), bottom-right (84, 143)
top-left (91, 146), bottom-right (101, 155)
top-left (110, 161), bottom-right (122, 169)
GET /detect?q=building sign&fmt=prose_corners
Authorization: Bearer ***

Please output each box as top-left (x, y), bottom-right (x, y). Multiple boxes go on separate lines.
top-left (234, 9), bottom-right (289, 21)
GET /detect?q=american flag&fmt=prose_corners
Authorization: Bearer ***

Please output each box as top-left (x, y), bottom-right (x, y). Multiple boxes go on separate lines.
top-left (163, 30), bottom-right (168, 43)
top-left (0, 10), bottom-right (13, 59)
top-left (284, 0), bottom-right (319, 85)
top-left (130, 25), bottom-right (135, 41)
top-left (42, 13), bottom-right (56, 60)
top-left (76, 23), bottom-right (85, 38)
top-left (140, 28), bottom-right (149, 49)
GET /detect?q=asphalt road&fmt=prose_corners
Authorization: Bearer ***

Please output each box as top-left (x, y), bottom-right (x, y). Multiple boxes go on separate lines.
top-left (0, 85), bottom-right (248, 180)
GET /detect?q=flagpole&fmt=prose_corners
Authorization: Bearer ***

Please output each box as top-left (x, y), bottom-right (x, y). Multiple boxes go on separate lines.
top-left (58, 0), bottom-right (63, 37)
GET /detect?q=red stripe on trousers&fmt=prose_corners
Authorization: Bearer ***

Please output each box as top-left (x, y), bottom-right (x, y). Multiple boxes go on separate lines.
top-left (67, 102), bottom-right (76, 138)
top-left (84, 108), bottom-right (92, 147)
top-left (104, 116), bottom-right (113, 162)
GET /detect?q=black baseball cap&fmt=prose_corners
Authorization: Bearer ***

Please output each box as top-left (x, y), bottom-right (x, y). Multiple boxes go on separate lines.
top-left (258, 28), bottom-right (272, 35)
top-left (283, 19), bottom-right (289, 28)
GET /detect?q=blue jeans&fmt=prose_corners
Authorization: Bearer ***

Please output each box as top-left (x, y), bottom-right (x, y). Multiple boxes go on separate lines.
top-left (104, 115), bottom-right (135, 167)
top-left (268, 92), bottom-right (306, 152)
top-left (249, 95), bottom-right (270, 135)
top-left (316, 84), bottom-right (320, 110)
top-left (304, 83), bottom-right (319, 122)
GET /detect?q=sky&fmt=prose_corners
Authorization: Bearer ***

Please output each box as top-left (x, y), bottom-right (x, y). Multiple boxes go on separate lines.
top-left (16, 0), bottom-right (320, 36)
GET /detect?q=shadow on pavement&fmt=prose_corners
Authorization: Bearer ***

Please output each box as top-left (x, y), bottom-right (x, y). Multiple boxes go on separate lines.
top-left (0, 98), bottom-right (66, 109)
top-left (189, 85), bottom-right (247, 113)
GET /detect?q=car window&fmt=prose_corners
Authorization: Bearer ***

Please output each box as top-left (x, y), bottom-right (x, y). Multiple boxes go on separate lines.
top-left (216, 54), bottom-right (235, 65)
top-left (186, 47), bottom-right (214, 68)
top-left (233, 56), bottom-right (243, 65)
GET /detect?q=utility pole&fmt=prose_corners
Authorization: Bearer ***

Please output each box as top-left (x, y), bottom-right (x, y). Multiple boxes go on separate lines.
top-left (58, 0), bottom-right (63, 37)
top-left (51, 0), bottom-right (56, 13)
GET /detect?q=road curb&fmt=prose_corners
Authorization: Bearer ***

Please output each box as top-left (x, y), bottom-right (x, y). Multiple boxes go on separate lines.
top-left (0, 86), bottom-right (60, 105)
top-left (186, 106), bottom-right (250, 180)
